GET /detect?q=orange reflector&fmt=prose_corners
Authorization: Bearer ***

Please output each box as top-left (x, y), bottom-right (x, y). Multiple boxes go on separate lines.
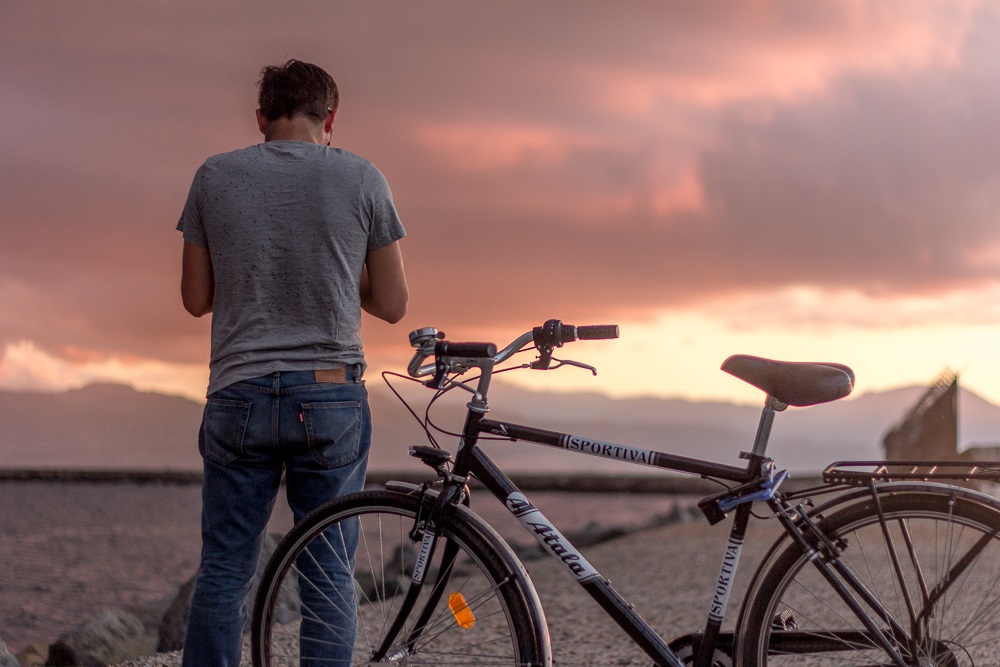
top-left (448, 592), bottom-right (475, 628)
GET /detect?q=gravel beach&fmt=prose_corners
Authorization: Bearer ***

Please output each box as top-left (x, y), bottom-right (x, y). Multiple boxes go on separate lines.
top-left (111, 517), bottom-right (781, 666)
top-left (0, 481), bottom-right (208, 653)
top-left (1, 479), bottom-right (713, 663)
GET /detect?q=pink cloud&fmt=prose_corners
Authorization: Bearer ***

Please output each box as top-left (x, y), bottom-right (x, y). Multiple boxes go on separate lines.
top-left (0, 0), bottom-right (997, 375)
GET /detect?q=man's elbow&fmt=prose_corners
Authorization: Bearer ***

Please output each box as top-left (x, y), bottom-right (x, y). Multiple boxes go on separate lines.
top-left (381, 301), bottom-right (407, 324)
top-left (367, 287), bottom-right (407, 324)
top-left (375, 292), bottom-right (408, 324)
top-left (183, 300), bottom-right (212, 318)
top-left (182, 291), bottom-right (213, 317)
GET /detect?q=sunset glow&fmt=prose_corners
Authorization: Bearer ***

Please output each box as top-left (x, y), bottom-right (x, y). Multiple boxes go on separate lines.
top-left (2, 1), bottom-right (1000, 408)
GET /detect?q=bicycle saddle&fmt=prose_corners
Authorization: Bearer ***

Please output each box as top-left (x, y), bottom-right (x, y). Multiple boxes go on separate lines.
top-left (721, 355), bottom-right (854, 407)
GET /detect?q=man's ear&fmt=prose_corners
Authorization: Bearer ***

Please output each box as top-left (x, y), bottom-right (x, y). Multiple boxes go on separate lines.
top-left (256, 109), bottom-right (268, 136)
top-left (325, 107), bottom-right (337, 133)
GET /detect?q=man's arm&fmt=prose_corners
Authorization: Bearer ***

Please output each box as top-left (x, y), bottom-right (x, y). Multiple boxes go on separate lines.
top-left (360, 240), bottom-right (408, 324)
top-left (181, 241), bottom-right (214, 317)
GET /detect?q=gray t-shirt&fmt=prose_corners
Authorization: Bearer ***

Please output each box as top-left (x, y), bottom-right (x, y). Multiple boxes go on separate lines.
top-left (177, 141), bottom-right (406, 395)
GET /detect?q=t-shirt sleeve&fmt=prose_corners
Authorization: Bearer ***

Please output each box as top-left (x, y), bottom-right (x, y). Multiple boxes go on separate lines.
top-left (176, 165), bottom-right (209, 248)
top-left (363, 163), bottom-right (407, 252)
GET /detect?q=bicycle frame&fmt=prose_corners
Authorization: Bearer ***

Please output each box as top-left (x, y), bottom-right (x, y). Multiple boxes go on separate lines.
top-left (440, 400), bottom-right (977, 666)
top-left (438, 393), bottom-right (776, 667)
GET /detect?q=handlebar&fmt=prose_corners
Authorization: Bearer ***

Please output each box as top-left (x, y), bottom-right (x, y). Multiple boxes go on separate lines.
top-left (406, 319), bottom-right (619, 384)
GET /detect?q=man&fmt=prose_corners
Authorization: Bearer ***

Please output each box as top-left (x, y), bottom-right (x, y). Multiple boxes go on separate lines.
top-left (177, 59), bottom-right (408, 667)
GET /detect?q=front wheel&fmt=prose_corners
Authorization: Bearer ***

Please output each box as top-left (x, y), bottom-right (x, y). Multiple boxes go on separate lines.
top-left (250, 489), bottom-right (545, 666)
top-left (737, 490), bottom-right (1000, 666)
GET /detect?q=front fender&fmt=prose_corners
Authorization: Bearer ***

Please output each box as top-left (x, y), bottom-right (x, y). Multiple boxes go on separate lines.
top-left (384, 480), bottom-right (553, 667)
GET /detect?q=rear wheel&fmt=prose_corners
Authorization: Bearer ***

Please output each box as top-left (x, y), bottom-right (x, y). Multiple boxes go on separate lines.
top-left (251, 489), bottom-right (544, 666)
top-left (737, 490), bottom-right (1000, 666)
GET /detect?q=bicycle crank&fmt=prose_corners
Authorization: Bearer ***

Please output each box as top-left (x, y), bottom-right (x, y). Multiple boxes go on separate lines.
top-left (666, 636), bottom-right (732, 667)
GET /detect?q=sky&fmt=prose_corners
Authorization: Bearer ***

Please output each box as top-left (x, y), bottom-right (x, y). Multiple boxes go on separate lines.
top-left (3, 1), bottom-right (1000, 407)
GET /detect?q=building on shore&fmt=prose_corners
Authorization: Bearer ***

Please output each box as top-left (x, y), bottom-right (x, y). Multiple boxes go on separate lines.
top-left (882, 370), bottom-right (1000, 465)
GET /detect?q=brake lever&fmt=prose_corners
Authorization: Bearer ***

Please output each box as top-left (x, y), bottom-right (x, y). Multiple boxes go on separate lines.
top-left (549, 357), bottom-right (598, 376)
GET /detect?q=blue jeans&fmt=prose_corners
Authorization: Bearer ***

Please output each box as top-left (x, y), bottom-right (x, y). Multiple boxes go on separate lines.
top-left (182, 368), bottom-right (370, 667)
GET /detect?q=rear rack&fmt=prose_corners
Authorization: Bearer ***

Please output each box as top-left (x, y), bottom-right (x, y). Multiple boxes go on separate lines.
top-left (824, 460), bottom-right (1000, 485)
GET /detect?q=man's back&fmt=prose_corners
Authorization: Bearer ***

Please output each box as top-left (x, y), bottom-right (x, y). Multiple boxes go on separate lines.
top-left (179, 140), bottom-right (405, 393)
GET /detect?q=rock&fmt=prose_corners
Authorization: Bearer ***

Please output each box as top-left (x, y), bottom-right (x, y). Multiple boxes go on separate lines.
top-left (15, 642), bottom-right (49, 667)
top-left (47, 610), bottom-right (151, 666)
top-left (125, 594), bottom-right (175, 657)
top-left (0, 637), bottom-right (18, 667)
top-left (157, 532), bottom-right (293, 652)
top-left (156, 577), bottom-right (195, 653)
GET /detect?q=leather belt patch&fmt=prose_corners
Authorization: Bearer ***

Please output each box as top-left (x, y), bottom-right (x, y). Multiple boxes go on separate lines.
top-left (314, 368), bottom-right (348, 383)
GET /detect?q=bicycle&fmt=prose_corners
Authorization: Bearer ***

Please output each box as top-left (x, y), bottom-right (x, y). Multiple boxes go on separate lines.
top-left (251, 319), bottom-right (1000, 666)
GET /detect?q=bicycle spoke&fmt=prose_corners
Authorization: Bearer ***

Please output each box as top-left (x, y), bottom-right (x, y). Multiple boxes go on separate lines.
top-left (253, 492), bottom-right (539, 666)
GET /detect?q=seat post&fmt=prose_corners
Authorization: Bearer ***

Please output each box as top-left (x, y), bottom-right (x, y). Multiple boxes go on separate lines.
top-left (749, 395), bottom-right (787, 461)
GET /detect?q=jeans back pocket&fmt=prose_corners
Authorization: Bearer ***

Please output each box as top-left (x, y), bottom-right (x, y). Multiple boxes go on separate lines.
top-left (200, 398), bottom-right (251, 466)
top-left (301, 401), bottom-right (362, 469)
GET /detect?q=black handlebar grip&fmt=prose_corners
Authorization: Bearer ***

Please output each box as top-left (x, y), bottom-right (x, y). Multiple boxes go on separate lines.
top-left (533, 319), bottom-right (620, 347)
top-left (576, 324), bottom-right (620, 340)
top-left (435, 341), bottom-right (498, 358)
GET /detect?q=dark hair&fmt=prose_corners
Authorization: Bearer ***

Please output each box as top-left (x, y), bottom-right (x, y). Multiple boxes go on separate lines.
top-left (257, 59), bottom-right (339, 122)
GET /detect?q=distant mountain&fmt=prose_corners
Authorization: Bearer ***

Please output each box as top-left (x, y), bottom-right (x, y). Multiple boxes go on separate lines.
top-left (2, 380), bottom-right (999, 475)
top-left (0, 384), bottom-right (204, 470)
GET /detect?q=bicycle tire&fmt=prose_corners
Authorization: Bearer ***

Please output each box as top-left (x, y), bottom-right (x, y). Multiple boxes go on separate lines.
top-left (736, 488), bottom-right (1000, 666)
top-left (250, 488), bottom-right (545, 667)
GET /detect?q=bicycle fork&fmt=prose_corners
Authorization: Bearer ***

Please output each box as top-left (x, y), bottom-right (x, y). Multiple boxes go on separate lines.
top-left (370, 481), bottom-right (466, 662)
